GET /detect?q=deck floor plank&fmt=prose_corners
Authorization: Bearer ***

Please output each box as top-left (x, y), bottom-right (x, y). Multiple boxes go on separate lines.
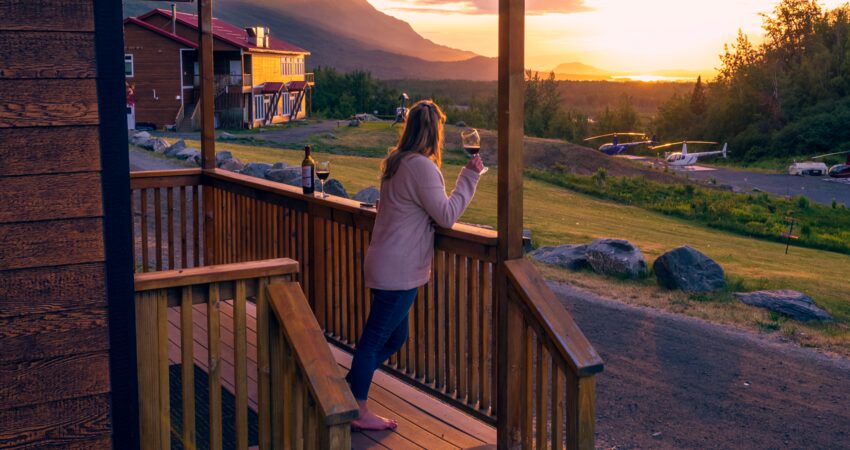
top-left (166, 302), bottom-right (497, 449)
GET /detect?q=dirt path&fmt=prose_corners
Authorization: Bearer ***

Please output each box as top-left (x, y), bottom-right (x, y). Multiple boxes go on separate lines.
top-left (129, 147), bottom-right (187, 171)
top-left (150, 120), bottom-right (339, 147)
top-left (550, 281), bottom-right (850, 449)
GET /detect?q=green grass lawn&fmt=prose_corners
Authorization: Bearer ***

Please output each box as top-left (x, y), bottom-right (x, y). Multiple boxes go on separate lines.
top-left (189, 136), bottom-right (850, 353)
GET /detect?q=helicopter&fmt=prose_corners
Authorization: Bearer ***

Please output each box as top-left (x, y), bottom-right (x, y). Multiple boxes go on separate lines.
top-left (811, 151), bottom-right (850, 178)
top-left (649, 140), bottom-right (728, 166)
top-left (391, 92), bottom-right (410, 127)
top-left (584, 132), bottom-right (657, 155)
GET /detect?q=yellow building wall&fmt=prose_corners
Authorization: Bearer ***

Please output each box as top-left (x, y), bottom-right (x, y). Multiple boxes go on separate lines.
top-left (250, 52), bottom-right (308, 126)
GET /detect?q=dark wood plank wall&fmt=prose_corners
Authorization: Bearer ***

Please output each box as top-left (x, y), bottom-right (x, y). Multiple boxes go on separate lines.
top-left (0, 0), bottom-right (114, 447)
top-left (124, 21), bottom-right (186, 128)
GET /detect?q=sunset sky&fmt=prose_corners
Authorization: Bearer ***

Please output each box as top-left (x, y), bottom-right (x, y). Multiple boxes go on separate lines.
top-left (367, 0), bottom-right (847, 77)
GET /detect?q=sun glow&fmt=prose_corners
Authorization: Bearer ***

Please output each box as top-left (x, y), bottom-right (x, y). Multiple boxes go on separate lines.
top-left (368, 0), bottom-right (849, 76)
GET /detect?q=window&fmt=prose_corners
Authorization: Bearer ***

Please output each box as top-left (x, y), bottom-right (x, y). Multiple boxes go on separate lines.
top-left (125, 54), bottom-right (134, 77)
top-left (254, 95), bottom-right (264, 120)
top-left (282, 94), bottom-right (291, 116)
top-left (281, 57), bottom-right (293, 76)
top-left (264, 95), bottom-right (272, 117)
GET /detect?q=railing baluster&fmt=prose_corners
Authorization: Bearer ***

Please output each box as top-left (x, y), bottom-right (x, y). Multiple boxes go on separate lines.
top-left (154, 187), bottom-right (162, 271)
top-left (523, 324), bottom-right (534, 448)
top-left (416, 283), bottom-right (426, 381)
top-left (135, 289), bottom-right (169, 450)
top-left (552, 362), bottom-right (564, 449)
top-left (180, 286), bottom-right (196, 450)
top-left (447, 252), bottom-right (456, 394)
top-left (293, 364), bottom-right (305, 450)
top-left (140, 188), bottom-right (149, 272)
top-left (234, 280), bottom-right (249, 450)
top-left (458, 255), bottom-right (468, 400)
top-left (258, 277), bottom-right (272, 450)
top-left (482, 261), bottom-right (493, 413)
top-left (536, 338), bottom-right (548, 450)
top-left (180, 186), bottom-right (188, 269)
top-left (346, 225), bottom-right (356, 345)
top-left (469, 259), bottom-right (480, 408)
top-left (304, 397), bottom-right (317, 450)
top-left (167, 186), bottom-right (175, 269)
top-left (435, 249), bottom-right (446, 390)
top-left (207, 282), bottom-right (222, 450)
top-left (193, 185), bottom-right (200, 267)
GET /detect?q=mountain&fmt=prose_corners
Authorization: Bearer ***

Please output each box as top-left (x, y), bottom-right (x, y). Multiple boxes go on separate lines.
top-left (551, 62), bottom-right (611, 77)
top-left (122, 0), bottom-right (496, 80)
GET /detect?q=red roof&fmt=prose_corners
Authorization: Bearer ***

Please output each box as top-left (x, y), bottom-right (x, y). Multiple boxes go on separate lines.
top-left (260, 82), bottom-right (285, 94)
top-left (123, 17), bottom-right (198, 48)
top-left (286, 81), bottom-right (309, 92)
top-left (137, 9), bottom-right (309, 55)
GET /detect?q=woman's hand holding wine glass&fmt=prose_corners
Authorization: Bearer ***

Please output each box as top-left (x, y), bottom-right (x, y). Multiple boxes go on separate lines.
top-left (466, 154), bottom-right (485, 173)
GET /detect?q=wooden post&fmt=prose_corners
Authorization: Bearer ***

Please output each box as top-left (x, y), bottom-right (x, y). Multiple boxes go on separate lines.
top-left (198, 0), bottom-right (217, 266)
top-left (496, 0), bottom-right (525, 448)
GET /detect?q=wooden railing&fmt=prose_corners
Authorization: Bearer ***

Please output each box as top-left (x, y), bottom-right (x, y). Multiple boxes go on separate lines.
top-left (130, 169), bottom-right (602, 445)
top-left (504, 259), bottom-right (604, 449)
top-left (133, 259), bottom-right (301, 450)
top-left (131, 169), bottom-right (204, 272)
top-left (267, 282), bottom-right (359, 448)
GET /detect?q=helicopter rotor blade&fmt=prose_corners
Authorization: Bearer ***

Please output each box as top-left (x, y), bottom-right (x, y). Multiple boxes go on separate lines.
top-left (584, 132), bottom-right (647, 141)
top-left (811, 150), bottom-right (850, 159)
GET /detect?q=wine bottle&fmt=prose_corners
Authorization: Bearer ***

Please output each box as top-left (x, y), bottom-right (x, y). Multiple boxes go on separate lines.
top-left (301, 145), bottom-right (316, 195)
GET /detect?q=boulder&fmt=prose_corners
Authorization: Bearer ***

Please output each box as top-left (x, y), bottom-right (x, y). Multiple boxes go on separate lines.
top-left (529, 245), bottom-right (589, 270)
top-left (322, 179), bottom-right (349, 198)
top-left (353, 187), bottom-right (380, 204)
top-left (653, 246), bottom-right (726, 292)
top-left (175, 148), bottom-right (201, 163)
top-left (348, 119), bottom-right (361, 127)
top-left (735, 290), bottom-right (832, 322)
top-left (219, 132), bottom-right (237, 140)
top-left (272, 161), bottom-right (288, 170)
top-left (456, 121), bottom-right (467, 128)
top-left (266, 167), bottom-right (301, 185)
top-left (163, 139), bottom-right (186, 157)
top-left (241, 162), bottom-right (272, 179)
top-left (585, 239), bottom-right (647, 278)
top-left (148, 138), bottom-right (170, 153)
top-left (129, 131), bottom-right (152, 146)
top-left (325, 132), bottom-right (337, 140)
top-left (220, 159), bottom-right (244, 172)
top-left (215, 151), bottom-right (233, 167)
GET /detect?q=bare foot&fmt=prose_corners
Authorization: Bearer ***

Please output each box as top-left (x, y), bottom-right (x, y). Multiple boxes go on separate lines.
top-left (351, 410), bottom-right (398, 431)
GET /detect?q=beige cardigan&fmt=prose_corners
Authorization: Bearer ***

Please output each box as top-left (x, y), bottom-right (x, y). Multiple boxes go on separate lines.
top-left (364, 154), bottom-right (481, 291)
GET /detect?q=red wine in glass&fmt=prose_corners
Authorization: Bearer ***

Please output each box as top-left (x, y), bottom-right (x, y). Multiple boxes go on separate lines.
top-left (316, 170), bottom-right (330, 181)
top-left (463, 145), bottom-right (481, 156)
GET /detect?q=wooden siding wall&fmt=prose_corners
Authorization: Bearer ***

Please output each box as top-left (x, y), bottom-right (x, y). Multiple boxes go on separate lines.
top-left (143, 14), bottom-right (238, 52)
top-left (124, 22), bottom-right (185, 128)
top-left (0, 0), bottom-right (113, 447)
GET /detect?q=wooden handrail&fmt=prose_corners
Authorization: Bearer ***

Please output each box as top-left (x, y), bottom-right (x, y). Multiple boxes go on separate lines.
top-left (504, 258), bottom-right (603, 376)
top-left (267, 282), bottom-right (359, 427)
top-left (131, 168), bottom-right (202, 179)
top-left (202, 168), bottom-right (499, 246)
top-left (130, 169), bottom-right (202, 190)
top-left (135, 258), bottom-right (298, 291)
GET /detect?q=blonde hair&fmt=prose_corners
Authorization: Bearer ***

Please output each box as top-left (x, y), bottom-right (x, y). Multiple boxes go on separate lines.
top-left (381, 100), bottom-right (446, 180)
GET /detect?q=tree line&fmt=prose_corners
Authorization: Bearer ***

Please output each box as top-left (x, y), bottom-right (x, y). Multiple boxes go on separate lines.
top-left (653, 0), bottom-right (850, 161)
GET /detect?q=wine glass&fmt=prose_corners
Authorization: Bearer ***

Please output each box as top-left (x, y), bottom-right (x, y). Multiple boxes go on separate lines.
top-left (461, 128), bottom-right (481, 157)
top-left (317, 161), bottom-right (330, 198)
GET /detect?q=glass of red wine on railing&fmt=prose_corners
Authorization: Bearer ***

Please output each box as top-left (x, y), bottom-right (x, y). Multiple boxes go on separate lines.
top-left (317, 161), bottom-right (331, 198)
top-left (461, 128), bottom-right (487, 174)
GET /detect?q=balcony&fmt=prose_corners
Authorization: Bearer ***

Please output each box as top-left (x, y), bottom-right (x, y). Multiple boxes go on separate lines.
top-left (129, 168), bottom-right (603, 449)
top-left (305, 72), bottom-right (315, 85)
top-left (192, 74), bottom-right (253, 92)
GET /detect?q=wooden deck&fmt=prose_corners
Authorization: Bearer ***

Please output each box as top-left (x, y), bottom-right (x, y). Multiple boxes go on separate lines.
top-left (167, 299), bottom-right (496, 449)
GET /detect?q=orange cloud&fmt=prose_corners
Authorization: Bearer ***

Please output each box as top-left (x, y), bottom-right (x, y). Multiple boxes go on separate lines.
top-left (387, 0), bottom-right (589, 15)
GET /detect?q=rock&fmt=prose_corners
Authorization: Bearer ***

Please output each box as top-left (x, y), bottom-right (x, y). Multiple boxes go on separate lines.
top-left (734, 290), bottom-right (833, 322)
top-left (348, 119), bottom-right (361, 127)
top-left (266, 167), bottom-right (301, 185)
top-left (272, 161), bottom-right (288, 170)
top-left (241, 162), bottom-right (272, 179)
top-left (154, 138), bottom-right (171, 153)
top-left (220, 159), bottom-right (244, 172)
top-left (653, 246), bottom-right (726, 292)
top-left (215, 151), bottom-right (233, 167)
top-left (325, 132), bottom-right (337, 140)
top-left (219, 132), bottom-right (236, 140)
top-left (163, 139), bottom-right (186, 157)
top-left (322, 179), bottom-right (349, 198)
top-left (456, 121), bottom-right (467, 128)
top-left (586, 238), bottom-right (647, 278)
top-left (175, 148), bottom-right (201, 162)
top-left (529, 244), bottom-right (589, 270)
top-left (353, 187), bottom-right (380, 204)
top-left (129, 131), bottom-right (151, 145)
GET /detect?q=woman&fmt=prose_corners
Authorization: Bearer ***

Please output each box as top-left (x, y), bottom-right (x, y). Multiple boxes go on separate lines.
top-left (346, 100), bottom-right (485, 431)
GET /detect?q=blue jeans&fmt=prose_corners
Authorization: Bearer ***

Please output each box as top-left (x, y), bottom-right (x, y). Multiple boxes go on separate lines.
top-left (345, 287), bottom-right (417, 400)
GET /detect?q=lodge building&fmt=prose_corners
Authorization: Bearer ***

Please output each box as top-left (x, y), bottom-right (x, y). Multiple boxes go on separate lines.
top-left (124, 9), bottom-right (313, 130)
